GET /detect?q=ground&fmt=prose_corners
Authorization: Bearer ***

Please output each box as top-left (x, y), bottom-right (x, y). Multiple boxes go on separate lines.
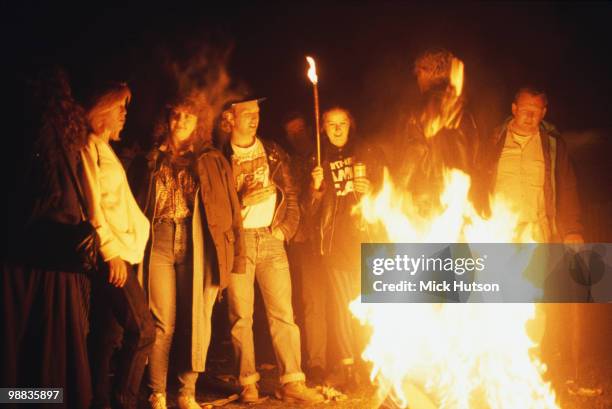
top-left (138, 301), bottom-right (612, 408)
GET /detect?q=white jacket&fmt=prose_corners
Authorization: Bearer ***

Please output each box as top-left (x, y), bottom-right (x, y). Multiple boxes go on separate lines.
top-left (80, 134), bottom-right (150, 264)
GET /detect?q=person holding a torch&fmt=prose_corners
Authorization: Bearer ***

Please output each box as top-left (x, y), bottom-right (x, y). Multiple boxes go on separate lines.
top-left (308, 106), bottom-right (384, 391)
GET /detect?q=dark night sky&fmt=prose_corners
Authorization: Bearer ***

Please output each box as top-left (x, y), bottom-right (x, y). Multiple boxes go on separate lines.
top-left (6, 2), bottom-right (612, 213)
top-left (8, 2), bottom-right (612, 131)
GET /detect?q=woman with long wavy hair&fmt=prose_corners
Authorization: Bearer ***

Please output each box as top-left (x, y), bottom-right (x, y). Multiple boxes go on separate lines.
top-left (129, 90), bottom-right (245, 409)
top-left (1, 67), bottom-right (92, 409)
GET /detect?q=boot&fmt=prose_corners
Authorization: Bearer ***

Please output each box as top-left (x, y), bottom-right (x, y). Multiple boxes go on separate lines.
top-left (275, 381), bottom-right (324, 403)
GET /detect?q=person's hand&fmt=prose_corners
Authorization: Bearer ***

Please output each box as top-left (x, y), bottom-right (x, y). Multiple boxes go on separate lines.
top-left (311, 166), bottom-right (324, 190)
top-left (107, 257), bottom-right (128, 288)
top-left (354, 177), bottom-right (372, 195)
top-left (272, 228), bottom-right (285, 241)
top-left (564, 233), bottom-right (584, 245)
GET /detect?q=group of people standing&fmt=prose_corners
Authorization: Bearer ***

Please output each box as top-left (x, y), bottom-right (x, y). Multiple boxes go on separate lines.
top-left (2, 46), bottom-right (583, 409)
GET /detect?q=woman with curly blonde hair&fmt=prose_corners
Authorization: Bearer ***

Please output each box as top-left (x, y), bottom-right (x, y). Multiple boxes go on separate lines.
top-left (129, 90), bottom-right (244, 409)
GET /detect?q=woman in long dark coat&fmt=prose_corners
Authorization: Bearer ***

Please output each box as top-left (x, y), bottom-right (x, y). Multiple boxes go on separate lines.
top-left (1, 67), bottom-right (92, 409)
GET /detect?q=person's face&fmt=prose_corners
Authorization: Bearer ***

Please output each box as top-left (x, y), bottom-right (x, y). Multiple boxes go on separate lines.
top-left (169, 108), bottom-right (198, 143)
top-left (103, 98), bottom-right (128, 141)
top-left (232, 104), bottom-right (260, 141)
top-left (285, 117), bottom-right (306, 139)
top-left (284, 117), bottom-right (309, 148)
top-left (324, 110), bottom-right (350, 148)
top-left (511, 92), bottom-right (547, 134)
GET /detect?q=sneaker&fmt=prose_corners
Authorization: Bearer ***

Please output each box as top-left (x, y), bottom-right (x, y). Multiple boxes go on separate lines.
top-left (148, 393), bottom-right (167, 409)
top-left (240, 383), bottom-right (259, 403)
top-left (177, 394), bottom-right (200, 409)
top-left (276, 381), bottom-right (324, 403)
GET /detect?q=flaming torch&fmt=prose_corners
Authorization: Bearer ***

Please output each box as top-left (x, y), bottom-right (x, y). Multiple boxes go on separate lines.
top-left (306, 56), bottom-right (321, 166)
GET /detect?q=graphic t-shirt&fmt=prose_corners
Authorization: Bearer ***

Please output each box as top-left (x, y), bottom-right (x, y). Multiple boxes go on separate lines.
top-left (329, 155), bottom-right (355, 196)
top-left (325, 147), bottom-right (361, 268)
top-left (231, 138), bottom-right (277, 228)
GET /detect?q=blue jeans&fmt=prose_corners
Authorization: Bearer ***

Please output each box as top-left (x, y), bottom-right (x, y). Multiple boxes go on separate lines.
top-left (227, 228), bottom-right (305, 385)
top-left (147, 220), bottom-right (218, 396)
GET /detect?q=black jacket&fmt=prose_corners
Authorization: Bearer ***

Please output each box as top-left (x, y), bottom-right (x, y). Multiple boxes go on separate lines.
top-left (223, 138), bottom-right (300, 241)
top-left (307, 138), bottom-right (385, 257)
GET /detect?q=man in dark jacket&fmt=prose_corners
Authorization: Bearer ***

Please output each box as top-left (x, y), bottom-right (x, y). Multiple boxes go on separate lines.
top-left (221, 99), bottom-right (323, 404)
top-left (478, 87), bottom-right (583, 243)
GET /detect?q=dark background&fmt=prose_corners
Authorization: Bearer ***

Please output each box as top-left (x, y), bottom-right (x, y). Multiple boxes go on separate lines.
top-left (7, 2), bottom-right (612, 134)
top-left (8, 1), bottom-right (611, 236)
top-left (4, 0), bottom-right (612, 389)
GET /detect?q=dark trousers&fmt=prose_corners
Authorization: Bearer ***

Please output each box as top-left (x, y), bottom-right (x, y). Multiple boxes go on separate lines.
top-left (88, 262), bottom-right (155, 409)
top-left (326, 261), bottom-right (361, 365)
top-left (288, 241), bottom-right (327, 370)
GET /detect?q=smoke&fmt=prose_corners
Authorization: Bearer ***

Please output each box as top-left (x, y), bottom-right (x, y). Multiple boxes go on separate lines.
top-left (161, 44), bottom-right (248, 145)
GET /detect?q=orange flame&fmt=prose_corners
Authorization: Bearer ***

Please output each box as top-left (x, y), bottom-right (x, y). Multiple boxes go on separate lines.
top-left (306, 56), bottom-right (318, 84)
top-left (422, 57), bottom-right (465, 139)
top-left (350, 169), bottom-right (559, 408)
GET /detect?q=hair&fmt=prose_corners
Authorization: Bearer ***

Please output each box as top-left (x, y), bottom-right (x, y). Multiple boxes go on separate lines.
top-left (283, 111), bottom-right (305, 126)
top-left (22, 66), bottom-right (89, 217)
top-left (153, 89), bottom-right (214, 147)
top-left (86, 82), bottom-right (131, 137)
top-left (31, 67), bottom-right (89, 156)
top-left (414, 48), bottom-right (456, 91)
top-left (514, 86), bottom-right (548, 107)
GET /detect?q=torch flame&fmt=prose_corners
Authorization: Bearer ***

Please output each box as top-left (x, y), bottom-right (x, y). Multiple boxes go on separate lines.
top-left (306, 56), bottom-right (318, 84)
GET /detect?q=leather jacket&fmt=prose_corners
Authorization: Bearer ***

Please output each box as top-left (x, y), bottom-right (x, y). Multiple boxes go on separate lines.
top-left (307, 139), bottom-right (384, 257)
top-left (223, 138), bottom-right (300, 240)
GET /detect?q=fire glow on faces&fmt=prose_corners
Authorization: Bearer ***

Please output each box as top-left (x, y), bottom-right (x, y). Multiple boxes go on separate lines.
top-left (169, 109), bottom-right (197, 144)
top-left (324, 109), bottom-right (350, 148)
top-left (511, 93), bottom-right (547, 135)
top-left (232, 103), bottom-right (260, 143)
top-left (103, 98), bottom-right (128, 141)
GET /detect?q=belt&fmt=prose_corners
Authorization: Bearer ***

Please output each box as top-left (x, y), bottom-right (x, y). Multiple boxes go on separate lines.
top-left (244, 226), bottom-right (272, 233)
top-left (154, 217), bottom-right (190, 225)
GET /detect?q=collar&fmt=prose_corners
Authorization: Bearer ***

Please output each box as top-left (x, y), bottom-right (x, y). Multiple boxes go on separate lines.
top-left (231, 136), bottom-right (260, 154)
